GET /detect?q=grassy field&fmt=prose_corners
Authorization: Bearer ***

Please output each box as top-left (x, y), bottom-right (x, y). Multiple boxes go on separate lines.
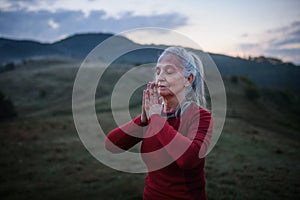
top-left (0, 59), bottom-right (299, 199)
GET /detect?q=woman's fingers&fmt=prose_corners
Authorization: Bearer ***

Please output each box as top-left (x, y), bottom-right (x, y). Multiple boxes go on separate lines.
top-left (158, 96), bottom-right (163, 104)
top-left (149, 83), bottom-right (154, 96)
top-left (142, 90), bottom-right (146, 108)
top-left (145, 90), bottom-right (150, 107)
top-left (150, 85), bottom-right (160, 104)
top-left (147, 82), bottom-right (154, 90)
top-left (144, 83), bottom-right (163, 118)
top-left (141, 90), bottom-right (148, 123)
top-left (146, 82), bottom-right (161, 107)
top-left (153, 86), bottom-right (158, 98)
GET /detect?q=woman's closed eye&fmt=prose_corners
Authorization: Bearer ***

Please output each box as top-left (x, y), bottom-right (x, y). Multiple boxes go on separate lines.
top-left (156, 68), bottom-right (161, 75)
top-left (166, 68), bottom-right (175, 74)
top-left (156, 66), bottom-right (176, 75)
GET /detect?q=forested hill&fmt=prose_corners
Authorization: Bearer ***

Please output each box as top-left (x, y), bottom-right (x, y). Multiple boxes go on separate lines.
top-left (0, 33), bottom-right (299, 94)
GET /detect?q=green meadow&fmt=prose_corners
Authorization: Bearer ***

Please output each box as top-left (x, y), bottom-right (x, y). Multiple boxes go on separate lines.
top-left (0, 59), bottom-right (299, 199)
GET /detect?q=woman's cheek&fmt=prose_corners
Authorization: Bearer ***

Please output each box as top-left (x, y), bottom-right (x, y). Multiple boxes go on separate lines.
top-left (158, 88), bottom-right (170, 96)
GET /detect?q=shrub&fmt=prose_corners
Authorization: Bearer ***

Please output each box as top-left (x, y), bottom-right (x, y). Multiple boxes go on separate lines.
top-left (230, 76), bottom-right (239, 84)
top-left (39, 89), bottom-right (47, 98)
top-left (240, 76), bottom-right (254, 86)
top-left (0, 91), bottom-right (17, 121)
top-left (245, 85), bottom-right (260, 101)
top-left (0, 62), bottom-right (16, 73)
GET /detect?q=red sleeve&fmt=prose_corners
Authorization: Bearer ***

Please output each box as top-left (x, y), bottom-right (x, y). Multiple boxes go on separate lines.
top-left (146, 108), bottom-right (213, 169)
top-left (105, 115), bottom-right (146, 153)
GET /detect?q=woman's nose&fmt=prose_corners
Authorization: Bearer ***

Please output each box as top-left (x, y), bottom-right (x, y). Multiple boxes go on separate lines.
top-left (156, 72), bottom-right (166, 81)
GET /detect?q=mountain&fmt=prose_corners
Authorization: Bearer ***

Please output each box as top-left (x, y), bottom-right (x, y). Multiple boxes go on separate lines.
top-left (52, 33), bottom-right (139, 58)
top-left (211, 53), bottom-right (300, 93)
top-left (0, 33), bottom-right (138, 62)
top-left (0, 33), bottom-right (300, 94)
top-left (0, 38), bottom-right (58, 61)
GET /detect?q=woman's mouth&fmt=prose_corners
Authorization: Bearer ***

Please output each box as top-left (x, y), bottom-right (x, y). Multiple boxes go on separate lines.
top-left (158, 85), bottom-right (167, 89)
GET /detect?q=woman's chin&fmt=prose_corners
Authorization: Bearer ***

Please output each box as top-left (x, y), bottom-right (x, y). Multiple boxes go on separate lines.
top-left (158, 91), bottom-right (167, 97)
top-left (158, 90), bottom-right (172, 97)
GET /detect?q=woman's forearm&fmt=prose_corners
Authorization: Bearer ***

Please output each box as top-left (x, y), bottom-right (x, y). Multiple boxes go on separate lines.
top-left (105, 116), bottom-right (144, 153)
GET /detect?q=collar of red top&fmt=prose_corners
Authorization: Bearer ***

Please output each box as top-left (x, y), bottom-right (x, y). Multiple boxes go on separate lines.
top-left (161, 101), bottom-right (193, 119)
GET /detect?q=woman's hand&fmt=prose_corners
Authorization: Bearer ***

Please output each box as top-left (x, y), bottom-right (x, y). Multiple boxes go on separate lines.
top-left (143, 82), bottom-right (163, 120)
top-left (141, 87), bottom-right (148, 123)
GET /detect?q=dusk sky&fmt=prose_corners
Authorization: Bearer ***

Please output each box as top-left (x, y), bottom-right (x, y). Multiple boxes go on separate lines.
top-left (0, 0), bottom-right (299, 64)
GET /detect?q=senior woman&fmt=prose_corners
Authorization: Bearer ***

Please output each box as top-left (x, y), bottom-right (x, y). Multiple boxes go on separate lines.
top-left (105, 47), bottom-right (213, 200)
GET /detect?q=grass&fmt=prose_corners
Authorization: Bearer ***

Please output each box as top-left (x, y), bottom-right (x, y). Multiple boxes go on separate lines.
top-left (206, 118), bottom-right (299, 200)
top-left (1, 116), bottom-right (298, 199)
top-left (0, 59), bottom-right (299, 199)
top-left (0, 116), bottom-right (145, 200)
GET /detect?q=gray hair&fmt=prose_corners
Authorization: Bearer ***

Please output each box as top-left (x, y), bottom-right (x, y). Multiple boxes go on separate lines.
top-left (158, 46), bottom-right (207, 108)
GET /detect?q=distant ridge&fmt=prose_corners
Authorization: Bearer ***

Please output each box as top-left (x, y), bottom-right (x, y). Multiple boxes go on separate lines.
top-left (0, 33), bottom-right (136, 62)
top-left (0, 33), bottom-right (299, 94)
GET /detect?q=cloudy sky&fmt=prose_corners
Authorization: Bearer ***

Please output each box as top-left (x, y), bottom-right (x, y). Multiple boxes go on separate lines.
top-left (0, 0), bottom-right (299, 64)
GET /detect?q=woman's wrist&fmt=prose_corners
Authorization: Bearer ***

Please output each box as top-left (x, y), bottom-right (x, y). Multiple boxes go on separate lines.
top-left (140, 115), bottom-right (148, 124)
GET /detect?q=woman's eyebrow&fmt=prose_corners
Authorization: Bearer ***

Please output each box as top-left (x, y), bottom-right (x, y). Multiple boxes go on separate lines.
top-left (156, 64), bottom-right (176, 69)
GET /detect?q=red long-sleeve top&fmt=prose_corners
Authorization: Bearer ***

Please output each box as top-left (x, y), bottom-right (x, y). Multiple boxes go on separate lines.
top-left (105, 102), bottom-right (213, 200)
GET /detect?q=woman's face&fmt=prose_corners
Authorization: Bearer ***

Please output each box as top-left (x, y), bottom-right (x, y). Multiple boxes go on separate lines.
top-left (155, 54), bottom-right (187, 99)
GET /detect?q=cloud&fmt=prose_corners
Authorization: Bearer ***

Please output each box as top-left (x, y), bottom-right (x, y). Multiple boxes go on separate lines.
top-left (0, 0), bottom-right (50, 11)
top-left (241, 33), bottom-right (248, 38)
top-left (239, 43), bottom-right (260, 51)
top-left (48, 19), bottom-right (59, 29)
top-left (0, 9), bottom-right (188, 42)
top-left (238, 21), bottom-right (300, 65)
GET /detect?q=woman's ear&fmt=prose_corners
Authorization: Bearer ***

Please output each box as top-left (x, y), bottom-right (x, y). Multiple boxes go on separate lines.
top-left (188, 73), bottom-right (194, 84)
top-left (184, 73), bottom-right (194, 87)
